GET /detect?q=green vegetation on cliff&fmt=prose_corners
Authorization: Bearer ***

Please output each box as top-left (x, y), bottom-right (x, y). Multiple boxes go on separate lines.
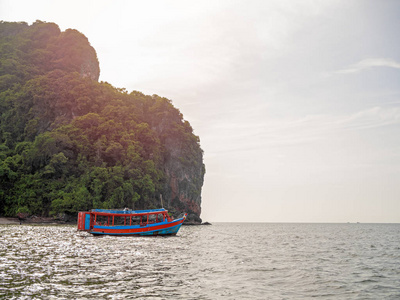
top-left (0, 21), bottom-right (205, 220)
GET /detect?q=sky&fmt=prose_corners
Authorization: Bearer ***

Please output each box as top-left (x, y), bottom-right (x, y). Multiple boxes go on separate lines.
top-left (1, 0), bottom-right (400, 223)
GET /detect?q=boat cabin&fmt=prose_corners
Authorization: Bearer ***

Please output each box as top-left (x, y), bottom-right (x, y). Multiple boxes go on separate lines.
top-left (77, 208), bottom-right (172, 232)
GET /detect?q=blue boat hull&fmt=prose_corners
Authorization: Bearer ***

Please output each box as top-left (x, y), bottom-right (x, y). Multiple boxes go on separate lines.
top-left (89, 218), bottom-right (185, 236)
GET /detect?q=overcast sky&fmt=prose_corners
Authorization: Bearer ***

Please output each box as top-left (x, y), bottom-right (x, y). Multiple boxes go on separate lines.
top-left (1, 0), bottom-right (399, 222)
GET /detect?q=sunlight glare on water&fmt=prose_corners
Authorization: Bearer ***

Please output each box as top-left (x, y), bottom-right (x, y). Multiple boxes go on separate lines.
top-left (1, 223), bottom-right (400, 299)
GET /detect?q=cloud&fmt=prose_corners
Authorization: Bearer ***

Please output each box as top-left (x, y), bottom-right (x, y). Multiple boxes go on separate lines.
top-left (204, 106), bottom-right (400, 155)
top-left (336, 58), bottom-right (400, 74)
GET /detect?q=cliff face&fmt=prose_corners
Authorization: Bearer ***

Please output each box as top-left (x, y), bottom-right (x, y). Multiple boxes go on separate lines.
top-left (146, 96), bottom-right (205, 222)
top-left (0, 21), bottom-right (204, 221)
top-left (164, 136), bottom-right (205, 223)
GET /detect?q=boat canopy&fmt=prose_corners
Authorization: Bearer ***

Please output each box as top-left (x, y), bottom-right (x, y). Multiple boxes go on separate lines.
top-left (91, 208), bottom-right (166, 215)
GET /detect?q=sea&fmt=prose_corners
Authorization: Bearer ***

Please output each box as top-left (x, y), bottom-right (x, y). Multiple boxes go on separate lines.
top-left (0, 223), bottom-right (399, 299)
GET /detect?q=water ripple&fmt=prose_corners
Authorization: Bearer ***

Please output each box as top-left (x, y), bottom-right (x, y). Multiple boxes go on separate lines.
top-left (1, 223), bottom-right (400, 299)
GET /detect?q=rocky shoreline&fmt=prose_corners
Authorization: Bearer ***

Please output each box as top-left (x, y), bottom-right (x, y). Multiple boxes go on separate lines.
top-left (0, 217), bottom-right (75, 225)
top-left (183, 221), bottom-right (212, 226)
top-left (0, 218), bottom-right (20, 225)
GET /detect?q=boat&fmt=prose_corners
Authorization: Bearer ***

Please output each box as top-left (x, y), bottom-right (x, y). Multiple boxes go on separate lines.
top-left (77, 208), bottom-right (187, 236)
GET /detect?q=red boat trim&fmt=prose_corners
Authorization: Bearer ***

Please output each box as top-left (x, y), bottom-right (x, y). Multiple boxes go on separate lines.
top-left (90, 218), bottom-right (185, 235)
top-left (77, 208), bottom-right (187, 236)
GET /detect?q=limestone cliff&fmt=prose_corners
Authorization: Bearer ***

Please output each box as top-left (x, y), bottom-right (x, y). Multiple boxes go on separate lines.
top-left (163, 135), bottom-right (205, 223)
top-left (0, 21), bottom-right (205, 220)
top-left (146, 95), bottom-right (205, 223)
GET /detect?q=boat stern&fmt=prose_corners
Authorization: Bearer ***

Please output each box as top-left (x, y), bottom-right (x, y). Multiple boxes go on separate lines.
top-left (77, 212), bottom-right (91, 231)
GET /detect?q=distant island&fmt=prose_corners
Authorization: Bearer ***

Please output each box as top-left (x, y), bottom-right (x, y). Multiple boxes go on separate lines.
top-left (0, 21), bottom-right (205, 223)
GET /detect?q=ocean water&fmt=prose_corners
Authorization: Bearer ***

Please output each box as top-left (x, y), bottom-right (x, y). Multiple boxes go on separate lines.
top-left (0, 223), bottom-right (399, 299)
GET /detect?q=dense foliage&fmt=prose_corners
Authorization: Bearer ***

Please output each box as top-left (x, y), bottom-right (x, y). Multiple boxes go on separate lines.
top-left (0, 21), bottom-right (204, 219)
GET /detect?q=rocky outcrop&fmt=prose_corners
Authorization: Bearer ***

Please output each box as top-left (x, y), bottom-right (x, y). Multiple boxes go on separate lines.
top-left (162, 136), bottom-right (205, 223)
top-left (0, 21), bottom-right (204, 220)
top-left (147, 98), bottom-right (205, 223)
top-left (53, 28), bottom-right (100, 81)
top-left (0, 21), bottom-right (100, 82)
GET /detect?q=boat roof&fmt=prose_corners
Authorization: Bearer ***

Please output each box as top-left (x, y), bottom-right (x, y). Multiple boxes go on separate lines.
top-left (90, 208), bottom-right (167, 215)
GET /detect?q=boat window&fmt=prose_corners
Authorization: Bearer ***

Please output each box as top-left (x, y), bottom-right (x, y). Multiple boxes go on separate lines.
top-left (96, 215), bottom-right (108, 226)
top-left (141, 215), bottom-right (148, 226)
top-left (131, 216), bottom-right (140, 225)
top-left (148, 214), bottom-right (157, 224)
top-left (112, 217), bottom-right (126, 226)
top-left (157, 213), bottom-right (164, 222)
